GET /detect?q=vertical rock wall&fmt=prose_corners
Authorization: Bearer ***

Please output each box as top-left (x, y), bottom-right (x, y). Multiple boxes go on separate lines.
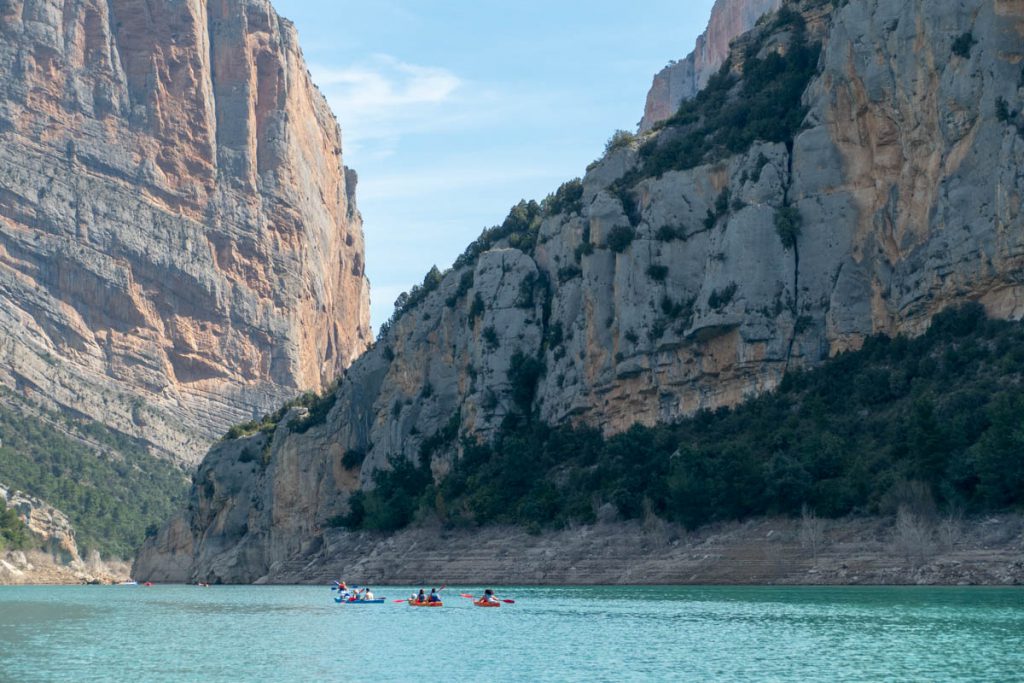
top-left (0, 0), bottom-right (371, 461)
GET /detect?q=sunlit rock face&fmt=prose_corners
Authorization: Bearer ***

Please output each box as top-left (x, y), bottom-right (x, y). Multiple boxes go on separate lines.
top-left (137, 0), bottom-right (1024, 583)
top-left (0, 0), bottom-right (371, 462)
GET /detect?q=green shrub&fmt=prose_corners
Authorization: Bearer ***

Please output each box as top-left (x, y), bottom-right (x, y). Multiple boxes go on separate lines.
top-left (508, 352), bottom-right (545, 413)
top-left (614, 186), bottom-right (642, 227)
top-left (290, 391), bottom-right (337, 434)
top-left (708, 283), bottom-right (738, 310)
top-left (639, 19), bottom-right (821, 179)
top-left (516, 273), bottom-right (538, 309)
top-left (661, 295), bottom-right (695, 321)
top-left (647, 265), bottom-right (669, 281)
top-left (655, 225), bottom-right (679, 242)
top-left (714, 188), bottom-right (731, 216)
top-left (574, 240), bottom-right (595, 261)
top-left (0, 499), bottom-right (30, 551)
top-left (543, 179), bottom-right (584, 217)
top-left (606, 226), bottom-right (637, 253)
top-left (446, 270), bottom-right (475, 308)
top-left (774, 206), bottom-right (802, 249)
top-left (546, 322), bottom-right (565, 349)
top-left (952, 32), bottom-right (976, 58)
top-left (482, 326), bottom-right (500, 349)
top-left (342, 449), bottom-right (366, 470)
top-left (995, 97), bottom-right (1011, 124)
top-left (605, 129), bottom-right (637, 155)
top-left (468, 293), bottom-right (485, 322)
top-left (558, 265), bottom-right (582, 282)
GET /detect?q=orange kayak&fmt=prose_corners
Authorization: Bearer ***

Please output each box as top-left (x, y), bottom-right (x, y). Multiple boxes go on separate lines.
top-left (408, 600), bottom-right (443, 607)
top-left (474, 600), bottom-right (500, 608)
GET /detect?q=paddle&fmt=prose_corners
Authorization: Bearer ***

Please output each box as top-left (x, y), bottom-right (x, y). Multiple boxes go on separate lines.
top-left (460, 593), bottom-right (515, 604)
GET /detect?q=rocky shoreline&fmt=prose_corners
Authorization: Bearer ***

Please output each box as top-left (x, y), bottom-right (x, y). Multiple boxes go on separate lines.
top-left (0, 550), bottom-right (130, 585)
top-left (134, 514), bottom-right (1024, 587)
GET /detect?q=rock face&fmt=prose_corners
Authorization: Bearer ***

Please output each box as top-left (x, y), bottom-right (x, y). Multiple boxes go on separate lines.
top-left (137, 515), bottom-right (1024, 587)
top-left (137, 0), bottom-right (1024, 583)
top-left (1, 482), bottom-right (79, 563)
top-left (639, 0), bottom-right (782, 131)
top-left (0, 0), bottom-right (371, 462)
top-left (0, 482), bottom-right (131, 582)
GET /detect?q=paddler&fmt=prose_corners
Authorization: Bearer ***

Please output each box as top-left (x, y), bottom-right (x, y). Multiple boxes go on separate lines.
top-left (416, 588), bottom-right (427, 604)
top-left (427, 588), bottom-right (441, 603)
top-left (481, 589), bottom-right (499, 605)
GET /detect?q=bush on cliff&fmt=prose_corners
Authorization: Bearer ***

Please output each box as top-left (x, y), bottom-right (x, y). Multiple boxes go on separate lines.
top-left (640, 11), bottom-right (820, 178)
top-left (0, 498), bottom-right (30, 551)
top-left (341, 305), bottom-right (1024, 533)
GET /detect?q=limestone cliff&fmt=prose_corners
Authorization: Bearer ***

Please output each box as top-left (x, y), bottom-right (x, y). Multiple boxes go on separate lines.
top-left (1, 482), bottom-right (79, 563)
top-left (0, 0), bottom-right (371, 462)
top-left (639, 0), bottom-right (782, 131)
top-left (136, 0), bottom-right (1024, 583)
top-left (0, 483), bottom-right (129, 584)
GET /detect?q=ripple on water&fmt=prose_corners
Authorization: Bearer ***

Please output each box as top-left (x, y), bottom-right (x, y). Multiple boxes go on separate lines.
top-left (0, 585), bottom-right (1020, 682)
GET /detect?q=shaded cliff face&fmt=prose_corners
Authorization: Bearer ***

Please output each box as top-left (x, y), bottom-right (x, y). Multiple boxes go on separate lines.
top-left (136, 0), bottom-right (1024, 583)
top-left (640, 0), bottom-right (781, 131)
top-left (0, 0), bottom-right (371, 461)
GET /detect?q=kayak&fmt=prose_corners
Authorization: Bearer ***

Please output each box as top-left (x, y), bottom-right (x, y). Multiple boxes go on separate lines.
top-left (408, 600), bottom-right (443, 607)
top-left (335, 597), bottom-right (386, 604)
top-left (474, 600), bottom-right (500, 608)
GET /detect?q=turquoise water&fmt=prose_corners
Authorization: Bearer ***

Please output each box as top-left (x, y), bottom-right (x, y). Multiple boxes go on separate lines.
top-left (0, 585), bottom-right (1021, 682)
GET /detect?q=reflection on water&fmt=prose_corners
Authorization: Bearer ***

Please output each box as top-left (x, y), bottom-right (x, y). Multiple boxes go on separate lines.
top-left (0, 585), bottom-right (1020, 682)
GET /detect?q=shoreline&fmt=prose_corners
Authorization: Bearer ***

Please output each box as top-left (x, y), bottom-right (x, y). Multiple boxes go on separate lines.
top-left (135, 514), bottom-right (1024, 587)
top-left (1, 549), bottom-right (131, 586)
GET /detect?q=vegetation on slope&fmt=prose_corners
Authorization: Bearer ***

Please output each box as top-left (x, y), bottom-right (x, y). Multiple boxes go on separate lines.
top-left (636, 8), bottom-right (820, 179)
top-left (339, 305), bottom-right (1024, 533)
top-left (0, 392), bottom-right (188, 558)
top-left (0, 497), bottom-right (30, 551)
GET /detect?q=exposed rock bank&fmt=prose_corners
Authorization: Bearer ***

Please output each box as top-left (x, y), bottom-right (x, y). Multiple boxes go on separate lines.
top-left (134, 515), bottom-right (1024, 587)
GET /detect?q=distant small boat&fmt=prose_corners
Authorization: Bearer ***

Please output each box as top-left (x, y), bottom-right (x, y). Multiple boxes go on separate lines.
top-left (119, 581), bottom-right (138, 586)
top-left (335, 597), bottom-right (385, 604)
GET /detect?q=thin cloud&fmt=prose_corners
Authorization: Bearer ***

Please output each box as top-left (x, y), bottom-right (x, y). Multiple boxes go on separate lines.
top-left (311, 55), bottom-right (463, 151)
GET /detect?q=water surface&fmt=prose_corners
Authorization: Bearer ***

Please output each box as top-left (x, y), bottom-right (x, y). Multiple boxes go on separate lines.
top-left (0, 585), bottom-right (1021, 682)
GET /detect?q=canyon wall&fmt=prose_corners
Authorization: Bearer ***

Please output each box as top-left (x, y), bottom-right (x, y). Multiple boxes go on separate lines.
top-left (137, 0), bottom-right (1024, 583)
top-left (0, 0), bottom-right (371, 462)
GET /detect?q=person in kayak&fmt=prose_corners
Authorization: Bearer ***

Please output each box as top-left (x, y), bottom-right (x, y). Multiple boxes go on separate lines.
top-left (417, 588), bottom-right (427, 603)
top-left (428, 588), bottom-right (441, 603)
top-left (363, 587), bottom-right (375, 600)
top-left (481, 589), bottom-right (499, 604)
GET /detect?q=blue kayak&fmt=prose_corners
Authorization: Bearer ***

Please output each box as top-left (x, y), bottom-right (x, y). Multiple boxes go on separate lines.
top-left (335, 597), bottom-right (385, 604)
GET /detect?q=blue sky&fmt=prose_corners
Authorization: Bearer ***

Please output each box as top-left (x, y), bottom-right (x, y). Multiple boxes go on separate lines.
top-left (273, 1), bottom-right (717, 331)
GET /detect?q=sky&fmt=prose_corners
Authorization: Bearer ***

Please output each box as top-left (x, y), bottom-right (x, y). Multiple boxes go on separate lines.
top-left (272, 1), bottom-right (717, 332)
